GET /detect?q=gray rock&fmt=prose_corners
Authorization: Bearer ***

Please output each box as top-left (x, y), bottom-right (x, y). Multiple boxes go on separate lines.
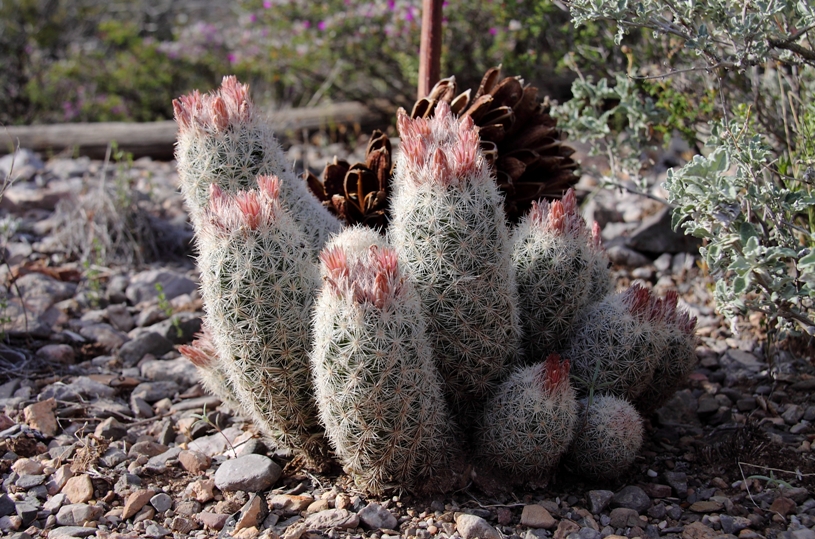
top-left (55, 503), bottom-right (103, 526)
top-left (118, 332), bottom-right (174, 366)
top-left (782, 404), bottom-right (805, 425)
top-left (144, 447), bottom-right (183, 473)
top-left (106, 274), bottom-right (130, 304)
top-left (126, 269), bottom-right (196, 305)
top-left (719, 515), bottom-right (751, 535)
top-left (588, 490), bottom-right (614, 514)
top-left (14, 501), bottom-right (39, 525)
top-left (79, 323), bottom-right (130, 351)
top-left (0, 149), bottom-right (44, 181)
top-left (358, 503), bottom-right (397, 530)
top-left (576, 527), bottom-right (601, 539)
top-left (214, 454), bottom-right (281, 492)
top-left (144, 522), bottom-right (171, 539)
top-left (0, 494), bottom-right (16, 517)
top-left (627, 206), bottom-right (701, 254)
top-left (48, 526), bottom-right (98, 538)
top-left (36, 344), bottom-right (75, 364)
top-left (456, 514), bottom-right (502, 539)
top-left (663, 471), bottom-right (688, 498)
top-left (48, 157), bottom-right (90, 180)
top-left (98, 447), bottom-right (128, 468)
top-left (304, 509), bottom-right (360, 530)
top-left (150, 493), bottom-right (173, 513)
top-left (106, 304), bottom-right (135, 332)
top-left (130, 396), bottom-right (154, 418)
top-left (130, 381), bottom-right (179, 404)
top-left (14, 272), bottom-right (77, 311)
top-left (606, 245), bottom-right (652, 267)
top-left (612, 486), bottom-right (651, 513)
top-left (724, 349), bottom-right (763, 373)
top-left (609, 507), bottom-right (640, 529)
top-left (653, 253), bottom-right (673, 273)
top-left (791, 529), bottom-right (815, 539)
top-left (140, 357), bottom-right (198, 386)
top-left (15, 475), bottom-right (45, 489)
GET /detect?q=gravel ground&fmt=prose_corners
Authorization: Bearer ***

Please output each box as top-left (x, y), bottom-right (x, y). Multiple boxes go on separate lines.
top-left (0, 145), bottom-right (814, 539)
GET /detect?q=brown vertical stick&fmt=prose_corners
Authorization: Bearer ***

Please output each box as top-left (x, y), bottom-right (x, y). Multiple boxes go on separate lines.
top-left (418, 0), bottom-right (443, 99)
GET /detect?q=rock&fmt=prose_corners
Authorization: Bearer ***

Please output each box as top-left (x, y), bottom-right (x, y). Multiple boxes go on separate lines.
top-left (576, 527), bottom-right (601, 539)
top-left (150, 492), bottom-right (173, 513)
top-left (14, 272), bottom-right (77, 307)
top-left (11, 458), bottom-right (43, 476)
top-left (14, 501), bottom-right (38, 525)
top-left (719, 515), bottom-right (751, 535)
top-left (0, 495), bottom-right (16, 518)
top-left (304, 509), bottom-right (360, 530)
top-left (0, 149), bottom-right (44, 181)
top-left (588, 490), bottom-right (614, 514)
top-left (47, 465), bottom-right (73, 495)
top-left (131, 396), bottom-right (154, 418)
top-left (724, 349), bottom-right (762, 373)
top-left (15, 474), bottom-right (45, 489)
top-left (144, 447), bottom-right (183, 473)
top-left (119, 332), bottom-right (174, 366)
top-left (197, 512), bottom-right (229, 530)
top-left (122, 489), bottom-right (155, 519)
top-left (55, 504), bottom-right (103, 526)
top-left (36, 344), bottom-right (75, 364)
top-left (306, 500), bottom-right (331, 514)
top-left (269, 495), bottom-right (314, 514)
top-left (358, 503), bottom-right (397, 530)
top-left (690, 501), bottom-right (723, 513)
top-left (23, 398), bottom-right (58, 436)
top-left (214, 454), bottom-right (281, 492)
top-left (79, 323), bottom-right (130, 351)
top-left (169, 516), bottom-right (198, 533)
top-left (178, 450), bottom-right (211, 474)
top-left (609, 508), bottom-right (640, 528)
top-left (187, 479), bottom-right (216, 503)
top-left (106, 304), bottom-right (135, 332)
top-left (780, 487), bottom-right (810, 504)
top-left (140, 357), bottom-right (198, 386)
top-left (144, 522), bottom-right (171, 538)
top-left (94, 417), bottom-right (127, 440)
top-left (553, 519), bottom-right (580, 539)
top-left (640, 484), bottom-right (672, 499)
top-left (627, 206), bottom-right (701, 254)
top-left (128, 441), bottom-right (168, 458)
top-left (126, 269), bottom-right (197, 305)
top-left (62, 475), bottom-right (94, 504)
top-left (606, 245), bottom-right (651, 267)
top-left (782, 404), bottom-right (805, 425)
top-left (49, 526), bottom-right (98, 538)
top-left (187, 427), bottom-right (243, 457)
top-left (664, 471), bottom-right (689, 498)
top-left (682, 521), bottom-right (717, 539)
top-left (236, 494), bottom-right (268, 531)
top-left (520, 505), bottom-right (556, 529)
top-left (456, 514), bottom-right (501, 539)
top-left (130, 381), bottom-right (179, 403)
top-left (768, 497), bottom-right (796, 517)
top-left (611, 486), bottom-right (651, 513)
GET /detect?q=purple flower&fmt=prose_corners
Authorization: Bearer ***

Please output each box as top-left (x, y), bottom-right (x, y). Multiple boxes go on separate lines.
top-left (318, 20), bottom-right (326, 30)
top-left (249, 13), bottom-right (257, 22)
top-left (263, 0), bottom-right (272, 8)
top-left (387, 0), bottom-right (395, 9)
top-left (405, 6), bottom-right (414, 21)
top-left (303, 20), bottom-right (311, 29)
top-left (227, 53), bottom-right (236, 63)
top-left (489, 27), bottom-right (497, 35)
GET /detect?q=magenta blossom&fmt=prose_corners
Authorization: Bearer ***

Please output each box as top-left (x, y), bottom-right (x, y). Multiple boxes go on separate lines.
top-left (387, 0), bottom-right (395, 9)
top-left (303, 20), bottom-right (311, 29)
top-left (263, 0), bottom-right (272, 8)
top-left (489, 27), bottom-right (497, 35)
top-left (318, 20), bottom-right (326, 30)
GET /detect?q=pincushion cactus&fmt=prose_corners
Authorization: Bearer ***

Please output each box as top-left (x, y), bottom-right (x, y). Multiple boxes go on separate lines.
top-left (565, 285), bottom-right (663, 400)
top-left (568, 395), bottom-right (644, 479)
top-left (311, 240), bottom-right (456, 493)
top-left (178, 321), bottom-right (244, 415)
top-left (476, 354), bottom-right (578, 477)
top-left (174, 76), bottom-right (340, 252)
top-left (196, 175), bottom-right (329, 466)
top-left (389, 101), bottom-right (522, 419)
top-left (512, 189), bottom-right (592, 357)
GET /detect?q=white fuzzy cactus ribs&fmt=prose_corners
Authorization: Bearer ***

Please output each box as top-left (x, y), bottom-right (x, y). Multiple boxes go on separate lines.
top-left (196, 176), bottom-right (329, 466)
top-left (586, 221), bottom-right (614, 305)
top-left (634, 291), bottom-right (698, 413)
top-left (512, 189), bottom-right (592, 358)
top-left (565, 284), bottom-right (663, 400)
top-left (389, 101), bottom-right (522, 419)
top-left (311, 240), bottom-right (456, 494)
top-left (568, 395), bottom-right (644, 479)
top-left (476, 354), bottom-right (578, 477)
top-left (174, 76), bottom-right (340, 252)
top-left (177, 321), bottom-right (245, 415)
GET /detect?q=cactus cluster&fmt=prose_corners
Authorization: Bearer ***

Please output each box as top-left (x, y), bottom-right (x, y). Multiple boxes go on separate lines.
top-left (174, 77), bottom-right (698, 491)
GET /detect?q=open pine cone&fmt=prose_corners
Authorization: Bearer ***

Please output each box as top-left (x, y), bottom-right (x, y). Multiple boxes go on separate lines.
top-left (304, 66), bottom-right (579, 228)
top-left (412, 66), bottom-right (579, 223)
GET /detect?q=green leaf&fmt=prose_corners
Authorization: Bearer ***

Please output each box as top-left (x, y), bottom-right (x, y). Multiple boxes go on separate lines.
top-left (733, 273), bottom-right (751, 295)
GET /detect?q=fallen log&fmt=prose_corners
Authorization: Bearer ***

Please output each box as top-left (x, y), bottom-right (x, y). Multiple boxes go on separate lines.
top-left (1, 101), bottom-right (386, 160)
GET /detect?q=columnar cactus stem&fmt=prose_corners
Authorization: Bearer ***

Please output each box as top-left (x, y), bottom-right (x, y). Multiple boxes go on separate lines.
top-left (476, 354), bottom-right (578, 477)
top-left (196, 175), bottom-right (329, 466)
top-left (568, 395), bottom-right (644, 479)
top-left (174, 76), bottom-right (341, 253)
top-left (389, 101), bottom-right (522, 420)
top-left (311, 239), bottom-right (456, 494)
top-left (512, 189), bottom-right (592, 358)
top-left (565, 284), bottom-right (663, 400)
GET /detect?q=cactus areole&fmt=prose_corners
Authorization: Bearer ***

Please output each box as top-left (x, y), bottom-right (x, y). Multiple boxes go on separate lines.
top-left (174, 76), bottom-right (697, 493)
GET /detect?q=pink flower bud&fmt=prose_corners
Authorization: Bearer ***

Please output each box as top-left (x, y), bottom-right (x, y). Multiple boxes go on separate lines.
top-left (539, 353), bottom-right (570, 393)
top-left (591, 221), bottom-right (603, 250)
top-left (548, 200), bottom-right (566, 234)
top-left (257, 175), bottom-right (280, 201)
top-left (320, 246), bottom-right (348, 290)
top-left (235, 191), bottom-right (262, 229)
top-left (211, 96), bottom-right (230, 131)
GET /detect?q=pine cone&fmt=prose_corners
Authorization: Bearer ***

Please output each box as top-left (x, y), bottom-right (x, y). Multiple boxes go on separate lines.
top-left (304, 130), bottom-right (392, 229)
top-left (411, 66), bottom-right (579, 223)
